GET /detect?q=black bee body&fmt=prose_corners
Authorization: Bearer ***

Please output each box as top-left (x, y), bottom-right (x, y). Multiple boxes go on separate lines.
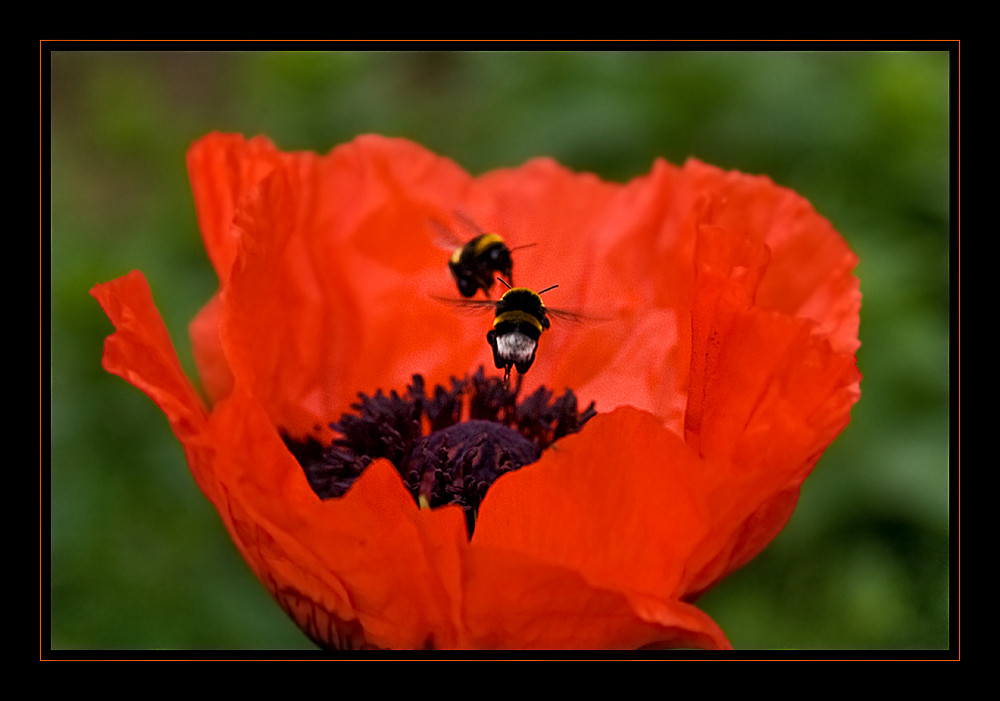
top-left (486, 285), bottom-right (554, 386)
top-left (448, 233), bottom-right (514, 298)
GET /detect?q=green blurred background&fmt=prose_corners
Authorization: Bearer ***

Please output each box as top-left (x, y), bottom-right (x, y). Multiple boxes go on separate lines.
top-left (48, 48), bottom-right (953, 653)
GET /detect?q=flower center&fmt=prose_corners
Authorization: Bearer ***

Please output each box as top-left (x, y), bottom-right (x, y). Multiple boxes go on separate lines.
top-left (283, 367), bottom-right (595, 536)
top-left (408, 420), bottom-right (538, 535)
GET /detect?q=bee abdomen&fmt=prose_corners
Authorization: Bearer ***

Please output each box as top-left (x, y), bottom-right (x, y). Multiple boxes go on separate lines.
top-left (487, 328), bottom-right (539, 373)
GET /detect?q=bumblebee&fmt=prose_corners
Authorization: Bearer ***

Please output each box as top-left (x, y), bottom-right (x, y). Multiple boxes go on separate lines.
top-left (433, 214), bottom-right (533, 298)
top-left (449, 233), bottom-right (516, 298)
top-left (435, 276), bottom-right (584, 387)
top-left (486, 282), bottom-right (559, 386)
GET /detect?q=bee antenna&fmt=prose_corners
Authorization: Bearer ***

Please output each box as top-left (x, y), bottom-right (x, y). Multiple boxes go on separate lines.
top-left (497, 277), bottom-right (513, 290)
top-left (537, 284), bottom-right (559, 295)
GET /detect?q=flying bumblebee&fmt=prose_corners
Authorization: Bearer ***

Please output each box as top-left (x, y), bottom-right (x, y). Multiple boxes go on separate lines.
top-left (487, 280), bottom-right (560, 386)
top-left (437, 277), bottom-right (580, 387)
top-left (432, 214), bottom-right (534, 298)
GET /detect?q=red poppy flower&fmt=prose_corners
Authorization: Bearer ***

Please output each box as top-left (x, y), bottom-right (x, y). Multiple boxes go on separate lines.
top-left (91, 132), bottom-right (860, 650)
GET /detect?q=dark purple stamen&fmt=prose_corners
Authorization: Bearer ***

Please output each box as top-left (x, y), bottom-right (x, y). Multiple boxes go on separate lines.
top-left (283, 367), bottom-right (595, 536)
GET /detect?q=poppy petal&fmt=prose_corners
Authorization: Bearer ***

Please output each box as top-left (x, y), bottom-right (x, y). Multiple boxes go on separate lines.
top-left (471, 407), bottom-right (731, 648)
top-left (93, 269), bottom-right (474, 650)
top-left (193, 134), bottom-right (486, 438)
top-left (679, 223), bottom-right (860, 596)
top-left (187, 132), bottom-right (291, 282)
top-left (91, 270), bottom-right (208, 441)
top-left (461, 545), bottom-right (730, 650)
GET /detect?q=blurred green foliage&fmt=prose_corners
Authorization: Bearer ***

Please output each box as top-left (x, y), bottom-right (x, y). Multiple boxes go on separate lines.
top-left (48, 48), bottom-right (953, 653)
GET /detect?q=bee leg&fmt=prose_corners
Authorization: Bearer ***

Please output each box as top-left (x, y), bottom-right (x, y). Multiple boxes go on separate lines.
top-left (503, 364), bottom-right (512, 390)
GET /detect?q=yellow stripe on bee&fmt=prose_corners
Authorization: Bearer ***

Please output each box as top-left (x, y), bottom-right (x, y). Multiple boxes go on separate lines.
top-left (494, 309), bottom-right (544, 334)
top-left (472, 233), bottom-right (505, 256)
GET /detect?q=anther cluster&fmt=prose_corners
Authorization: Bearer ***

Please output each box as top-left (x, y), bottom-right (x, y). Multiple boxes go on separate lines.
top-left (284, 367), bottom-right (595, 534)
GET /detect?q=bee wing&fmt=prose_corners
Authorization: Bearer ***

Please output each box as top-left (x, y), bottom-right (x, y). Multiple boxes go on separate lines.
top-left (430, 218), bottom-right (464, 251)
top-left (430, 295), bottom-right (497, 315)
top-left (453, 210), bottom-right (488, 238)
top-left (431, 210), bottom-right (492, 250)
top-left (545, 307), bottom-right (590, 324)
top-left (544, 305), bottom-right (613, 325)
